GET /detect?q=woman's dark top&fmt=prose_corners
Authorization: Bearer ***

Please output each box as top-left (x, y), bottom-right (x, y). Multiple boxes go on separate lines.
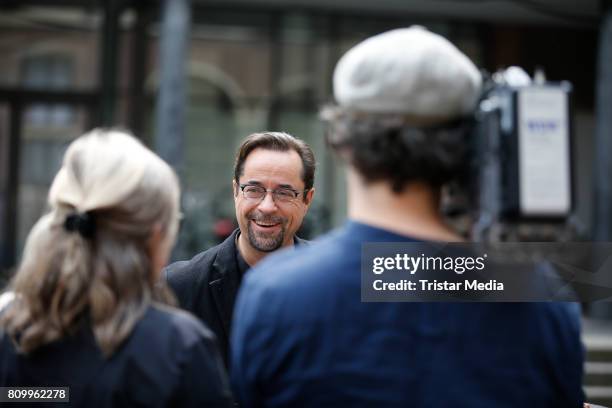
top-left (0, 304), bottom-right (233, 407)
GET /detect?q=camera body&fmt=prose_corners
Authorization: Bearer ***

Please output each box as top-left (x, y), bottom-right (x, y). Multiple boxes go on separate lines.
top-left (453, 69), bottom-right (576, 242)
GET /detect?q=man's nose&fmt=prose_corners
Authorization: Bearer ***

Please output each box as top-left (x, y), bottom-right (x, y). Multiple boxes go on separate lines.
top-left (257, 192), bottom-right (278, 213)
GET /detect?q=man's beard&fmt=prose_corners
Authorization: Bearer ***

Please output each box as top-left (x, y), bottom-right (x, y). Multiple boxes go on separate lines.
top-left (246, 213), bottom-right (287, 252)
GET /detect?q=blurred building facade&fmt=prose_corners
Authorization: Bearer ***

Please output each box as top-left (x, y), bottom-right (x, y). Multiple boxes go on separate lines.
top-left (0, 0), bottom-right (600, 274)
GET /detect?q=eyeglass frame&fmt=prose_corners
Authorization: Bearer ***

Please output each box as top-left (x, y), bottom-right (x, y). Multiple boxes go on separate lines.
top-left (238, 183), bottom-right (310, 203)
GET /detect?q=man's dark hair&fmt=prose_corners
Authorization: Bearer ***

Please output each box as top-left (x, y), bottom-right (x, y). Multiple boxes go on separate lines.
top-left (234, 132), bottom-right (316, 198)
top-left (324, 111), bottom-right (471, 193)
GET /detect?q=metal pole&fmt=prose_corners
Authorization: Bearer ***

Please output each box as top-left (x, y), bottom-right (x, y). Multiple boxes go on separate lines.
top-left (155, 0), bottom-right (191, 175)
top-left (0, 102), bottom-right (21, 275)
top-left (592, 3), bottom-right (612, 318)
top-left (595, 4), bottom-right (612, 241)
top-left (266, 12), bottom-right (282, 130)
top-left (128, 3), bottom-right (150, 140)
top-left (98, 0), bottom-right (122, 126)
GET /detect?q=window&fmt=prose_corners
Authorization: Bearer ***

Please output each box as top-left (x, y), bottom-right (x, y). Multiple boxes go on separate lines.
top-left (21, 54), bottom-right (75, 126)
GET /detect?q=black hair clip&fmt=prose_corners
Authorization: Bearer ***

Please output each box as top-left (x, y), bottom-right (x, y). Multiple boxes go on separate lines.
top-left (64, 212), bottom-right (96, 239)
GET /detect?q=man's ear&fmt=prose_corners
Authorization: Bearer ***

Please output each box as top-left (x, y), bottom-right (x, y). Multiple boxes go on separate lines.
top-left (232, 179), bottom-right (239, 198)
top-left (304, 187), bottom-right (315, 207)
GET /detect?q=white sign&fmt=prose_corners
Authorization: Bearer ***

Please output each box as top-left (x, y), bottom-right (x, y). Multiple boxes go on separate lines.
top-left (517, 87), bottom-right (571, 216)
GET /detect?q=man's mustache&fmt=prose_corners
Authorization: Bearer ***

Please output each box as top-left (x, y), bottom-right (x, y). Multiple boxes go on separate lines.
top-left (249, 213), bottom-right (286, 224)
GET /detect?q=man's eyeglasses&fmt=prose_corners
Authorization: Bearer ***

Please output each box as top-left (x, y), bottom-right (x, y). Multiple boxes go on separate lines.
top-left (239, 184), bottom-right (308, 203)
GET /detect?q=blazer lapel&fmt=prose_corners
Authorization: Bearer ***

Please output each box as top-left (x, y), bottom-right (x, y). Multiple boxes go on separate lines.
top-left (209, 229), bottom-right (242, 343)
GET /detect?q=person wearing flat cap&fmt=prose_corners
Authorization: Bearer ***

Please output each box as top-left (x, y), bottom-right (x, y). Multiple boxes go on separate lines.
top-left (230, 27), bottom-right (584, 407)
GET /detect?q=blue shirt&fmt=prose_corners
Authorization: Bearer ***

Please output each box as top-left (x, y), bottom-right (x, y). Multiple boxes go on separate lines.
top-left (231, 221), bottom-right (584, 407)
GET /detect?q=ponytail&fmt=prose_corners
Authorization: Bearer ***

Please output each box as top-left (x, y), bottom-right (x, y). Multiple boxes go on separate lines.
top-left (1, 129), bottom-right (180, 357)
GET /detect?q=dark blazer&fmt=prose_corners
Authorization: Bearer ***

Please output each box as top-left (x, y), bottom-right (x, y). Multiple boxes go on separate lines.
top-left (165, 228), bottom-right (307, 366)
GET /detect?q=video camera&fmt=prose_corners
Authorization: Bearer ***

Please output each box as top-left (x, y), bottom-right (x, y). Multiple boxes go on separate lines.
top-left (447, 67), bottom-right (577, 242)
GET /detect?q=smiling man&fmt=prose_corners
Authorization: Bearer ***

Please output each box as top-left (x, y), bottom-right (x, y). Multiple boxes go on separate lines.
top-left (165, 132), bottom-right (315, 366)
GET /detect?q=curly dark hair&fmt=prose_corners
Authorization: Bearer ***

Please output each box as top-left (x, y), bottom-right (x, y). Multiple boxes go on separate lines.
top-left (323, 108), bottom-right (472, 193)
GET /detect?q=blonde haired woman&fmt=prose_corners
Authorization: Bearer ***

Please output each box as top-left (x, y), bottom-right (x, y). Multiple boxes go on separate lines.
top-left (0, 129), bottom-right (232, 407)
